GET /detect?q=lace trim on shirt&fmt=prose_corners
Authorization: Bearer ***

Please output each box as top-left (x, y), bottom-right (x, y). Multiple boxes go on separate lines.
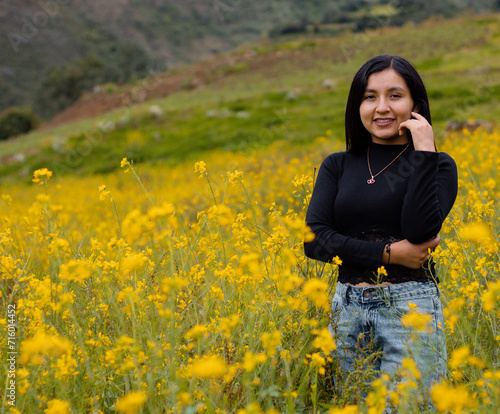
top-left (338, 229), bottom-right (437, 285)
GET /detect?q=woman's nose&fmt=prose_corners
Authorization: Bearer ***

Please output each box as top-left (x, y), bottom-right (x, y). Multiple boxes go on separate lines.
top-left (376, 98), bottom-right (390, 112)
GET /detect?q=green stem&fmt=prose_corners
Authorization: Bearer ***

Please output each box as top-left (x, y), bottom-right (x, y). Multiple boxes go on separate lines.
top-left (238, 178), bottom-right (270, 278)
top-left (205, 173), bottom-right (218, 206)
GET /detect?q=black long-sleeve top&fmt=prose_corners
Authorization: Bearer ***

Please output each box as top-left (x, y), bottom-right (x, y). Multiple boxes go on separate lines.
top-left (304, 142), bottom-right (458, 284)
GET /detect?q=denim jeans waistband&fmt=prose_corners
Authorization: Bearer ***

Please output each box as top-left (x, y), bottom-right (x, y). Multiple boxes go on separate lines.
top-left (334, 280), bottom-right (440, 304)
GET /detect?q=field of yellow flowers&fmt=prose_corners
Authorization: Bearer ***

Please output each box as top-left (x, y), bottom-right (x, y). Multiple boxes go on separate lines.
top-left (0, 126), bottom-right (499, 414)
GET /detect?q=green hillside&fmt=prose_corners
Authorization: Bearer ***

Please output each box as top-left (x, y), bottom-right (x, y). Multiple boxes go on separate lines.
top-left (1, 0), bottom-right (499, 119)
top-left (1, 13), bottom-right (499, 184)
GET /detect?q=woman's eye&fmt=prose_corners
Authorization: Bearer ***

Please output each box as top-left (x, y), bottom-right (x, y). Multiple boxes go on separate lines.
top-left (391, 94), bottom-right (401, 98)
top-left (364, 95), bottom-right (375, 100)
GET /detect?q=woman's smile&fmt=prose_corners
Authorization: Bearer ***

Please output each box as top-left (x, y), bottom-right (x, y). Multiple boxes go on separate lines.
top-left (374, 118), bottom-right (395, 126)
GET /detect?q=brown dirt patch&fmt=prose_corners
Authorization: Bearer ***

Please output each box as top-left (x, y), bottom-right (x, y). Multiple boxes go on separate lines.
top-left (39, 38), bottom-right (342, 130)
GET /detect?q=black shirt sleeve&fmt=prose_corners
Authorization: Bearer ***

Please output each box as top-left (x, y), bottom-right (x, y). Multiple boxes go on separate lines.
top-left (304, 153), bottom-right (386, 266)
top-left (400, 151), bottom-right (458, 243)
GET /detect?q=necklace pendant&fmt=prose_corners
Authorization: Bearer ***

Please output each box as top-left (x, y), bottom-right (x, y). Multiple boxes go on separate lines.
top-left (367, 177), bottom-right (375, 184)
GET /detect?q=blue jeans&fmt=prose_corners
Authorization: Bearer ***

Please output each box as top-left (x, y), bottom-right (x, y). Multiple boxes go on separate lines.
top-left (330, 281), bottom-right (447, 392)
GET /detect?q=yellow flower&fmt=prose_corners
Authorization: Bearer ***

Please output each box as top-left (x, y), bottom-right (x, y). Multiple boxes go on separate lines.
top-left (20, 331), bottom-right (73, 365)
top-left (228, 169), bottom-right (243, 184)
top-left (468, 355), bottom-right (486, 369)
top-left (329, 406), bottom-right (359, 414)
top-left (36, 193), bottom-right (50, 203)
top-left (116, 286), bottom-right (142, 304)
top-left (482, 281), bottom-right (500, 312)
top-left (331, 256), bottom-right (342, 266)
top-left (308, 352), bottom-right (326, 375)
top-left (312, 327), bottom-right (336, 354)
top-left (401, 311), bottom-right (433, 333)
top-left (458, 221), bottom-right (496, 251)
top-left (121, 209), bottom-right (154, 244)
top-left (98, 184), bottom-right (110, 201)
top-left (430, 382), bottom-right (477, 413)
top-left (242, 352), bottom-right (267, 372)
top-left (261, 330), bottom-right (281, 357)
top-left (458, 221), bottom-right (492, 242)
top-left (237, 402), bottom-right (264, 414)
top-left (190, 355), bottom-right (227, 379)
top-left (58, 259), bottom-right (92, 284)
top-left (147, 202), bottom-right (175, 219)
top-left (161, 276), bottom-right (189, 295)
top-left (303, 225), bottom-right (315, 242)
top-left (302, 278), bottom-right (329, 311)
top-left (32, 168), bottom-right (53, 184)
top-left (449, 345), bottom-right (470, 370)
top-left (401, 357), bottom-right (420, 380)
top-left (207, 204), bottom-right (235, 226)
top-left (120, 157), bottom-right (130, 168)
top-left (377, 266), bottom-right (387, 277)
top-left (218, 314), bottom-right (240, 339)
top-left (184, 324), bottom-right (208, 340)
top-left (0, 255), bottom-right (18, 279)
top-left (176, 391), bottom-right (191, 406)
top-left (17, 368), bottom-right (29, 380)
top-left (52, 354), bottom-right (79, 380)
top-left (408, 302), bottom-right (419, 311)
top-left (48, 237), bottom-right (71, 257)
top-left (194, 161), bottom-right (207, 177)
top-left (366, 374), bottom-right (389, 414)
top-left (44, 399), bottom-right (70, 414)
top-left (120, 252), bottom-right (148, 278)
top-left (115, 391), bottom-right (148, 414)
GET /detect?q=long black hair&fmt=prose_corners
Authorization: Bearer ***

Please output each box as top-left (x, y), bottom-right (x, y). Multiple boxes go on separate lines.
top-left (345, 55), bottom-right (431, 154)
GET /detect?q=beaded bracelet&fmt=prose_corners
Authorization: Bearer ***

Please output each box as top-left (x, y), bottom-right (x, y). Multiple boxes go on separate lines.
top-left (385, 243), bottom-right (392, 265)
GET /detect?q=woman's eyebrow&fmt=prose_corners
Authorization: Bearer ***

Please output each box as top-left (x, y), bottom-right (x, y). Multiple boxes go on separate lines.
top-left (364, 86), bottom-right (407, 93)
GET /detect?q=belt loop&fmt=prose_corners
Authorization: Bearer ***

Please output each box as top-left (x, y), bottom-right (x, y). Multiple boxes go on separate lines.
top-left (434, 281), bottom-right (441, 297)
top-left (344, 283), bottom-right (350, 305)
top-left (382, 284), bottom-right (390, 299)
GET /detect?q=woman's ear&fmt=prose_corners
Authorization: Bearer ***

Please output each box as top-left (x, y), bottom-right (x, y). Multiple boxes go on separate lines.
top-left (413, 104), bottom-right (420, 113)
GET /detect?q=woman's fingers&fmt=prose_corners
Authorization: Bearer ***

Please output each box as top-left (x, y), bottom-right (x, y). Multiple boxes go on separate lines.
top-left (399, 112), bottom-right (436, 151)
top-left (422, 235), bottom-right (440, 263)
top-left (427, 234), bottom-right (440, 250)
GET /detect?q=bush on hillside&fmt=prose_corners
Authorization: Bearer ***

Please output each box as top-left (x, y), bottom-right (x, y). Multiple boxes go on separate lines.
top-left (0, 106), bottom-right (40, 140)
top-left (33, 44), bottom-right (151, 120)
top-left (109, 41), bottom-right (150, 82)
top-left (33, 55), bottom-right (121, 120)
top-left (268, 20), bottom-right (308, 37)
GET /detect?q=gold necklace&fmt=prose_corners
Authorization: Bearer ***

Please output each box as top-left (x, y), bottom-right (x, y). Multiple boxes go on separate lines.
top-left (366, 143), bottom-right (410, 184)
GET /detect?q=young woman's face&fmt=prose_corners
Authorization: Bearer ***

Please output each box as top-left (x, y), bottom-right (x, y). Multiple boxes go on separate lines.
top-left (359, 68), bottom-right (415, 145)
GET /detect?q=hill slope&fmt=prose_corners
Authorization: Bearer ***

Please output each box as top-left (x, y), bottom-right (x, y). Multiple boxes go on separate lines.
top-left (1, 0), bottom-right (498, 117)
top-left (0, 0), bottom-right (333, 114)
top-left (0, 13), bottom-right (499, 184)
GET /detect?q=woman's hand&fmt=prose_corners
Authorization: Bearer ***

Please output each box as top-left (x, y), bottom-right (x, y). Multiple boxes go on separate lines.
top-left (398, 111), bottom-right (436, 152)
top-left (383, 235), bottom-right (440, 269)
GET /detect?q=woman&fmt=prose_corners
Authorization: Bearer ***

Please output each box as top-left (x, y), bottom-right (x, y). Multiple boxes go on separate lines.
top-left (304, 55), bottom-right (458, 398)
